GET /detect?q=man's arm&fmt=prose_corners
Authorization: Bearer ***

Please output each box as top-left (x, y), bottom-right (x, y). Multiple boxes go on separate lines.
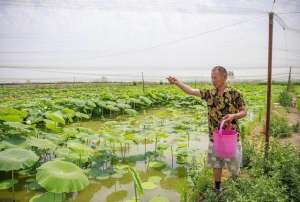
top-left (223, 108), bottom-right (247, 123)
top-left (223, 90), bottom-right (247, 123)
top-left (166, 76), bottom-right (201, 96)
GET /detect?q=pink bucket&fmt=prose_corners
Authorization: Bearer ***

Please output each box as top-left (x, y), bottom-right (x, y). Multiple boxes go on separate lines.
top-left (213, 120), bottom-right (238, 159)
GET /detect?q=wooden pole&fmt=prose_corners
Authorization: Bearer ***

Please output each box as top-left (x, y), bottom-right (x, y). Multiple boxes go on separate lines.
top-left (264, 12), bottom-right (274, 163)
top-left (141, 72), bottom-right (145, 94)
top-left (287, 66), bottom-right (292, 91)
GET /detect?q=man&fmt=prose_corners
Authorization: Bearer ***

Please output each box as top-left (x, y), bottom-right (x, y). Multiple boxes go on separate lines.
top-left (166, 66), bottom-right (247, 193)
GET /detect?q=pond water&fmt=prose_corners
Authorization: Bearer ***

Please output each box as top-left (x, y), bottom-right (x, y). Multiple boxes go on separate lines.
top-left (0, 107), bottom-right (209, 202)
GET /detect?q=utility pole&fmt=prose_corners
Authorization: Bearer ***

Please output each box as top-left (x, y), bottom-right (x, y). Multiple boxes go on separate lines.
top-left (264, 12), bottom-right (274, 164)
top-left (287, 66), bottom-right (292, 91)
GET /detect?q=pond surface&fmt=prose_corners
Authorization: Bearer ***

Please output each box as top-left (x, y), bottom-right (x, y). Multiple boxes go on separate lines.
top-left (0, 107), bottom-right (209, 202)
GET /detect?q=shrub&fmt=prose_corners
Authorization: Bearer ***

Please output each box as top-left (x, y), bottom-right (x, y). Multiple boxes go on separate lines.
top-left (270, 113), bottom-right (291, 138)
top-left (199, 141), bottom-right (300, 202)
top-left (249, 140), bottom-right (300, 201)
top-left (241, 139), bottom-right (256, 169)
top-left (278, 90), bottom-right (292, 108)
top-left (292, 122), bottom-right (300, 133)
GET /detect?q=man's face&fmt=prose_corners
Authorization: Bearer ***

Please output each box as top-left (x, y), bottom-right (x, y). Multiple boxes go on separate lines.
top-left (211, 70), bottom-right (226, 88)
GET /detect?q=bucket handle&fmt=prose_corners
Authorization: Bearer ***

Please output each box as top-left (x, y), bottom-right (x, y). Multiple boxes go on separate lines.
top-left (219, 120), bottom-right (226, 135)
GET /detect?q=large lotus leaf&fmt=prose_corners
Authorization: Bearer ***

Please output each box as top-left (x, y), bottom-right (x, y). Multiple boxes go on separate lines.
top-left (36, 160), bottom-right (89, 193)
top-left (62, 108), bottom-right (76, 123)
top-left (26, 109), bottom-right (44, 124)
top-left (148, 176), bottom-right (162, 184)
top-left (149, 196), bottom-right (170, 202)
top-left (0, 148), bottom-right (39, 171)
top-left (142, 181), bottom-right (157, 190)
top-left (3, 122), bottom-right (32, 133)
top-left (106, 105), bottom-right (120, 112)
top-left (139, 96), bottom-right (153, 105)
top-left (124, 109), bottom-right (138, 116)
top-left (105, 101), bottom-right (116, 106)
top-left (75, 112), bottom-right (89, 119)
top-left (28, 137), bottom-right (57, 150)
top-left (96, 100), bottom-right (107, 108)
top-left (45, 111), bottom-right (65, 125)
top-left (148, 161), bottom-right (166, 169)
top-left (1, 136), bottom-right (28, 149)
top-left (44, 119), bottom-right (62, 133)
top-left (128, 98), bottom-right (143, 105)
top-left (67, 142), bottom-right (94, 156)
top-left (29, 192), bottom-right (64, 202)
top-left (0, 107), bottom-right (28, 122)
top-left (116, 102), bottom-right (131, 109)
top-left (54, 148), bottom-right (89, 163)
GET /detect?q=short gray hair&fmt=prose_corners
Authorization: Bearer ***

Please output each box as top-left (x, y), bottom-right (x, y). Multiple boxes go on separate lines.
top-left (212, 65), bottom-right (228, 78)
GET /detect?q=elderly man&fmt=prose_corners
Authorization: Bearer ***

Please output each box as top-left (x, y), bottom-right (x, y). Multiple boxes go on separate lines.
top-left (166, 66), bottom-right (247, 193)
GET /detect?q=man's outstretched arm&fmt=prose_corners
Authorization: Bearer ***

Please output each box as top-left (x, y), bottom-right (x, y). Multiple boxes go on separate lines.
top-left (166, 76), bottom-right (201, 97)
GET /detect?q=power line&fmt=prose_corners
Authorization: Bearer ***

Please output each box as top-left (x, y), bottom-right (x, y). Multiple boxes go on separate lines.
top-left (276, 11), bottom-right (300, 14)
top-left (78, 15), bottom-right (266, 59)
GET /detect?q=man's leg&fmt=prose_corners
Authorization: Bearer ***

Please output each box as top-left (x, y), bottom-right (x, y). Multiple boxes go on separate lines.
top-left (228, 141), bottom-right (243, 180)
top-left (213, 168), bottom-right (222, 191)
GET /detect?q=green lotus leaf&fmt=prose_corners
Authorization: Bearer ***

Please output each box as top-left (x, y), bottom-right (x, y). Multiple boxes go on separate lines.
top-left (148, 176), bottom-right (162, 184)
top-left (142, 181), bottom-right (157, 190)
top-left (29, 192), bottom-right (64, 202)
top-left (95, 173), bottom-right (110, 180)
top-left (124, 109), bottom-right (138, 116)
top-left (45, 111), bottom-right (65, 125)
top-left (44, 119), bottom-right (62, 133)
top-left (28, 137), bottom-right (56, 150)
top-left (139, 96), bottom-right (152, 105)
top-left (106, 105), bottom-right (120, 112)
top-left (115, 164), bottom-right (129, 170)
top-left (1, 136), bottom-right (27, 149)
top-left (54, 148), bottom-right (90, 163)
top-left (111, 172), bottom-right (124, 179)
top-left (62, 108), bottom-right (76, 123)
top-left (116, 102), bottom-right (131, 109)
top-left (106, 190), bottom-right (128, 202)
top-left (67, 142), bottom-right (94, 155)
top-left (148, 161), bottom-right (166, 169)
top-left (26, 179), bottom-right (43, 191)
top-left (75, 112), bottom-right (89, 119)
top-left (128, 98), bottom-right (143, 105)
top-left (36, 160), bottom-right (89, 193)
top-left (3, 122), bottom-right (32, 132)
top-left (0, 179), bottom-right (18, 190)
top-left (125, 199), bottom-right (137, 202)
top-left (0, 107), bottom-right (28, 122)
top-left (0, 148), bottom-right (39, 171)
top-left (149, 196), bottom-right (170, 202)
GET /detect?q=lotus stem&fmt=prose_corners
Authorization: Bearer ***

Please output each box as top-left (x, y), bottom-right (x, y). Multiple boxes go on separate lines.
top-left (12, 170), bottom-right (15, 202)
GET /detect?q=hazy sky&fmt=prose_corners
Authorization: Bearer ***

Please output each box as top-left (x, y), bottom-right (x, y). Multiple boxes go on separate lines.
top-left (0, 0), bottom-right (300, 81)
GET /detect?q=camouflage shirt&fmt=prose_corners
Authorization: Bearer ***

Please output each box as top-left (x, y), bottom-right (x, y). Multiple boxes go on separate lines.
top-left (198, 86), bottom-right (246, 142)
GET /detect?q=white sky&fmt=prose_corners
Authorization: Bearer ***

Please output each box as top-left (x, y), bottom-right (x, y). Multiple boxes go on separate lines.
top-left (0, 0), bottom-right (300, 82)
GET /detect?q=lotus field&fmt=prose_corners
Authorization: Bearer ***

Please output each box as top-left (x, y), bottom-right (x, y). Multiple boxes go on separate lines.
top-left (0, 82), bottom-right (295, 202)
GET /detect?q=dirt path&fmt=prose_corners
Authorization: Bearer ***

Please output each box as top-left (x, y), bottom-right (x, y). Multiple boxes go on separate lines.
top-left (280, 107), bottom-right (300, 149)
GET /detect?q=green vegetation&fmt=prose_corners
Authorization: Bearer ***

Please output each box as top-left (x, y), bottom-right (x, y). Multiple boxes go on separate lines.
top-left (0, 82), bottom-right (298, 201)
